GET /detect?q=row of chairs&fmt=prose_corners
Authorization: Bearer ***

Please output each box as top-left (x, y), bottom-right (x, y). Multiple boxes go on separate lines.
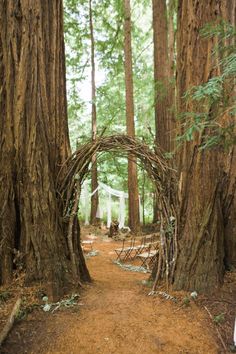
top-left (114, 234), bottom-right (159, 270)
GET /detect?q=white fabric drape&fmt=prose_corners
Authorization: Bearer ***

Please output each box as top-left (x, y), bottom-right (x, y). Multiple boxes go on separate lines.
top-left (80, 181), bottom-right (132, 228)
top-left (118, 192), bottom-right (126, 229)
top-left (98, 182), bottom-right (128, 198)
top-left (139, 196), bottom-right (143, 224)
top-left (106, 192), bottom-right (112, 228)
top-left (81, 180), bottom-right (90, 225)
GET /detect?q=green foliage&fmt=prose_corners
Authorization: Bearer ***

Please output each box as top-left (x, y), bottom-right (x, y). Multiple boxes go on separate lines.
top-left (185, 77), bottom-right (224, 103)
top-left (182, 296), bottom-right (191, 307)
top-left (0, 290), bottom-right (11, 303)
top-left (178, 21), bottom-right (236, 149)
top-left (63, 0), bottom-right (178, 223)
top-left (200, 20), bottom-right (236, 41)
top-left (64, 0), bottom-right (156, 204)
top-left (16, 301), bottom-right (39, 321)
top-left (213, 313), bottom-right (225, 325)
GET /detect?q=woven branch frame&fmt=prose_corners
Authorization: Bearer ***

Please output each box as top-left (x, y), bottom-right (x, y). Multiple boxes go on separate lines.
top-left (57, 134), bottom-right (178, 290)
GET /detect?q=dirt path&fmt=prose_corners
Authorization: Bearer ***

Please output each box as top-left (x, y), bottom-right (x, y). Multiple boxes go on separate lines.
top-left (2, 236), bottom-right (219, 354)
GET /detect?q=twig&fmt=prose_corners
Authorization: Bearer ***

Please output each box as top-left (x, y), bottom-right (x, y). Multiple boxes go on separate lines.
top-left (0, 297), bottom-right (21, 347)
top-left (204, 306), bottom-right (228, 352)
top-left (67, 180), bottom-right (81, 280)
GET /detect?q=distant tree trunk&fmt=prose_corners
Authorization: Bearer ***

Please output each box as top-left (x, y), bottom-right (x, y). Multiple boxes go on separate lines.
top-left (152, 192), bottom-right (158, 224)
top-left (167, 0), bottom-right (176, 151)
top-left (0, 0), bottom-right (90, 298)
top-left (167, 0), bottom-right (175, 78)
top-left (152, 0), bottom-right (172, 222)
top-left (152, 0), bottom-right (170, 152)
top-left (123, 0), bottom-right (140, 234)
top-left (89, 0), bottom-right (100, 226)
top-left (173, 0), bottom-right (235, 292)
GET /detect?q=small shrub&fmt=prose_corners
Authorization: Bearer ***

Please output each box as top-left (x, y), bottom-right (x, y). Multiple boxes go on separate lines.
top-left (0, 291), bottom-right (11, 303)
top-left (213, 313), bottom-right (225, 325)
top-left (182, 297), bottom-right (191, 307)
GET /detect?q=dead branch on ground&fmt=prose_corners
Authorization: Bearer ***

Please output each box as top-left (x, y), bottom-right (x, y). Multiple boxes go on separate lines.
top-left (0, 297), bottom-right (21, 347)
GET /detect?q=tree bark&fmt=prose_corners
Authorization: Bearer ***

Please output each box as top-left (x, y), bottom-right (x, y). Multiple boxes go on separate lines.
top-left (89, 0), bottom-right (100, 226)
top-left (223, 1), bottom-right (236, 268)
top-left (174, 0), bottom-right (235, 292)
top-left (167, 0), bottom-right (176, 152)
top-left (123, 0), bottom-right (140, 234)
top-left (152, 0), bottom-right (171, 153)
top-left (152, 0), bottom-right (174, 222)
top-left (0, 0), bottom-right (90, 299)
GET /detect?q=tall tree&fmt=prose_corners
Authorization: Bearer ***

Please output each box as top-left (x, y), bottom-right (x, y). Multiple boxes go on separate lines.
top-left (152, 0), bottom-right (174, 222)
top-left (223, 0), bottom-right (236, 268)
top-left (123, 0), bottom-right (140, 233)
top-left (167, 0), bottom-right (176, 151)
top-left (0, 0), bottom-right (90, 298)
top-left (173, 0), bottom-right (236, 291)
top-left (152, 0), bottom-right (171, 152)
top-left (89, 0), bottom-right (100, 225)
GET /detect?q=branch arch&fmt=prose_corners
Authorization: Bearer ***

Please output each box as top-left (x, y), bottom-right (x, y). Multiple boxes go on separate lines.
top-left (57, 135), bottom-right (177, 290)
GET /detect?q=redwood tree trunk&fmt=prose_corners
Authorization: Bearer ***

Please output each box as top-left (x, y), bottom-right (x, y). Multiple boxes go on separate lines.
top-left (0, 0), bottom-right (90, 298)
top-left (223, 1), bottom-right (236, 268)
top-left (174, 0), bottom-right (235, 292)
top-left (89, 0), bottom-right (100, 226)
top-left (167, 0), bottom-right (176, 152)
top-left (152, 0), bottom-right (171, 153)
top-left (123, 0), bottom-right (140, 233)
top-left (152, 0), bottom-right (173, 222)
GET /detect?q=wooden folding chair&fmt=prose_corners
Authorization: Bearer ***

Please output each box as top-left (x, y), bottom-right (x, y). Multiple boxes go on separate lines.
top-left (114, 238), bottom-right (135, 262)
top-left (149, 249), bottom-right (159, 269)
top-left (81, 240), bottom-right (94, 252)
top-left (137, 245), bottom-right (159, 270)
top-left (130, 236), bottom-right (147, 258)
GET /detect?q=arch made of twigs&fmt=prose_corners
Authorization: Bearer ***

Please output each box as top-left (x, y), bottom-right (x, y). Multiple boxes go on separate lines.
top-left (57, 135), bottom-right (177, 291)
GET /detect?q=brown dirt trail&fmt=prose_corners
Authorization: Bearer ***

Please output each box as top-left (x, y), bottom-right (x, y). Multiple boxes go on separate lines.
top-left (2, 236), bottom-right (219, 354)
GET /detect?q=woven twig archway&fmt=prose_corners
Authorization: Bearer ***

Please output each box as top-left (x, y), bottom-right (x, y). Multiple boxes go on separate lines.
top-left (57, 135), bottom-right (177, 290)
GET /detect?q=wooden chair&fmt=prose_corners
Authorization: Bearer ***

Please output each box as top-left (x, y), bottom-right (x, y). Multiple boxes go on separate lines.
top-left (81, 240), bottom-right (94, 252)
top-left (137, 245), bottom-right (159, 270)
top-left (114, 238), bottom-right (135, 262)
top-left (130, 236), bottom-right (148, 258)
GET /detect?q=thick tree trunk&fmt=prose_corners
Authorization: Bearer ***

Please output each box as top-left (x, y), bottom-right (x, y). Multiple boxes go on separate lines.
top-left (123, 0), bottom-right (140, 234)
top-left (0, 0), bottom-right (90, 298)
top-left (174, 0), bottom-right (235, 292)
top-left (224, 148), bottom-right (236, 268)
top-left (89, 0), bottom-right (100, 226)
top-left (223, 1), bottom-right (236, 268)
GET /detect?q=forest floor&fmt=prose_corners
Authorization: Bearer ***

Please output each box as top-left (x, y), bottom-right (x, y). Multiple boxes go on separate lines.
top-left (1, 226), bottom-right (235, 354)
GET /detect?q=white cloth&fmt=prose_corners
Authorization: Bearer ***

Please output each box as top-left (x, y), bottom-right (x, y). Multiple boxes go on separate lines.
top-left (80, 181), bottom-right (132, 228)
top-left (119, 192), bottom-right (126, 228)
top-left (98, 182), bottom-right (128, 199)
top-left (81, 180), bottom-right (89, 225)
top-left (107, 192), bottom-right (112, 228)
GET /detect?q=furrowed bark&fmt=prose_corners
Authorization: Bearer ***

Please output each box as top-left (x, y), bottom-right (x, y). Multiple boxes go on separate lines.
top-left (174, 0), bottom-right (235, 292)
top-left (0, 0), bottom-right (90, 298)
